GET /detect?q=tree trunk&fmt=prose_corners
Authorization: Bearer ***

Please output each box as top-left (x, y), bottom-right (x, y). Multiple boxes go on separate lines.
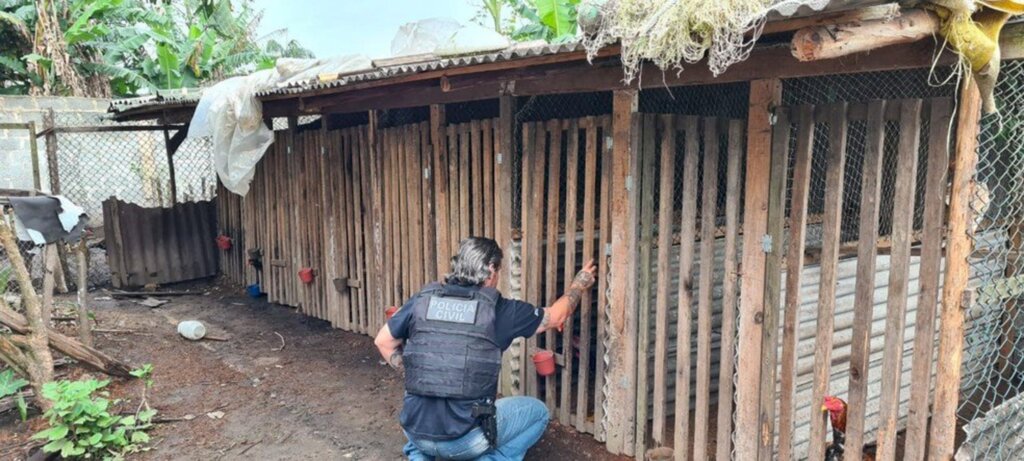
top-left (0, 216), bottom-right (54, 411)
top-left (31, 0), bottom-right (88, 96)
top-left (791, 8), bottom-right (939, 62)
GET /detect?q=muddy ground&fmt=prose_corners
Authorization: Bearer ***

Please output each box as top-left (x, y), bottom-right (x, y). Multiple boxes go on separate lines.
top-left (0, 279), bottom-right (629, 461)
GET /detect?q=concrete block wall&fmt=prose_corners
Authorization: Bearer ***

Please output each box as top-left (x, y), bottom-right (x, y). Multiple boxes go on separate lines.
top-left (0, 96), bottom-right (109, 191)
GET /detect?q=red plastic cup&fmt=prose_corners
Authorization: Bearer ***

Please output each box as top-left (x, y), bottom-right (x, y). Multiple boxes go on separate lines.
top-left (385, 306), bottom-right (399, 320)
top-left (533, 350), bottom-right (556, 376)
top-left (215, 235), bottom-right (232, 251)
top-left (298, 268), bottom-right (315, 284)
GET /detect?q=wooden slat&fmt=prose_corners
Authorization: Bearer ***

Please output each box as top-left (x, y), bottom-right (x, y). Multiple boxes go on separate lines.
top-left (399, 125), bottom-right (413, 302)
top-left (448, 124), bottom-right (461, 259)
top-left (807, 102), bottom-right (849, 461)
top-left (420, 120), bottom-right (437, 284)
top-left (736, 79), bottom-right (781, 460)
top-left (903, 98), bottom-right (953, 461)
top-left (844, 100), bottom-right (888, 461)
top-left (389, 128), bottom-right (404, 306)
top-left (756, 104), bottom-right (789, 459)
top-left (778, 107), bottom-right (810, 460)
top-left (560, 118), bottom-right (578, 425)
top-left (379, 126), bottom-right (393, 321)
top-left (545, 119), bottom-right (564, 416)
top-left (364, 126), bottom-right (379, 328)
top-left (346, 128), bottom-right (363, 329)
top-left (652, 114), bottom-right (677, 445)
top-left (634, 113), bottom-right (656, 458)
top-left (930, 78), bottom-right (981, 461)
top-left (577, 116), bottom-right (598, 433)
top-left (368, 112), bottom-right (386, 325)
top-left (695, 117), bottom-right (720, 461)
top-left (410, 124), bottom-right (426, 293)
top-left (430, 105), bottom-right (451, 277)
top-left (606, 89), bottom-right (639, 455)
top-left (460, 123), bottom-right (472, 241)
top-left (471, 119), bottom-right (484, 235)
top-left (496, 95), bottom-right (515, 293)
top-left (529, 119), bottom-right (548, 399)
top-left (520, 122), bottom-right (538, 394)
top-left (483, 119), bottom-right (495, 239)
top-left (673, 116), bottom-right (700, 461)
top-left (715, 119), bottom-right (745, 461)
top-left (594, 115), bottom-right (613, 442)
top-left (875, 99), bottom-right (923, 461)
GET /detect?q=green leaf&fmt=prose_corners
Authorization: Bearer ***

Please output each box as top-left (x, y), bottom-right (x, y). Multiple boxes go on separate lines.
top-left (0, 369), bottom-right (28, 397)
top-left (532, 0), bottom-right (577, 39)
top-left (138, 409), bottom-right (157, 423)
top-left (42, 439), bottom-right (70, 454)
top-left (32, 424), bottom-right (69, 441)
top-left (16, 394), bottom-right (27, 421)
top-left (130, 431), bottom-right (150, 444)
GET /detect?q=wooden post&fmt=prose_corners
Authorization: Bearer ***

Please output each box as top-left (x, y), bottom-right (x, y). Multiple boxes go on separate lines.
top-left (43, 109), bottom-right (60, 194)
top-left (76, 238), bottom-right (93, 348)
top-left (736, 79), bottom-right (781, 461)
top-left (28, 121), bottom-right (40, 193)
top-left (928, 74), bottom-right (983, 461)
top-left (368, 111), bottom-right (386, 319)
top-left (163, 128), bottom-right (177, 205)
top-left (606, 89), bottom-right (639, 456)
top-left (496, 91), bottom-right (517, 398)
top-left (430, 105), bottom-right (451, 276)
top-left (40, 243), bottom-right (58, 326)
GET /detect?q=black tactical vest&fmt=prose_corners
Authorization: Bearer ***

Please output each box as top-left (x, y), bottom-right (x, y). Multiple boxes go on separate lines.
top-left (403, 282), bottom-right (502, 400)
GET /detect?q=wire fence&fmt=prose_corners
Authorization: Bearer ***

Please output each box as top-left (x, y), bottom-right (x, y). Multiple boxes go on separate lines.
top-left (959, 57), bottom-right (1024, 460)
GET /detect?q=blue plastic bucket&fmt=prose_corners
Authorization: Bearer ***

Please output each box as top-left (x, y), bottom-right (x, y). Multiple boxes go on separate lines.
top-left (246, 284), bottom-right (262, 298)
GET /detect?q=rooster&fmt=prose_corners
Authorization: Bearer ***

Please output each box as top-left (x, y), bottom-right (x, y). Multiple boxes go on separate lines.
top-left (823, 396), bottom-right (848, 461)
top-left (822, 396), bottom-right (878, 461)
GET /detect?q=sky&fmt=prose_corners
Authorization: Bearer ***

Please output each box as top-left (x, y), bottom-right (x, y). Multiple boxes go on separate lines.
top-left (253, 0), bottom-right (481, 59)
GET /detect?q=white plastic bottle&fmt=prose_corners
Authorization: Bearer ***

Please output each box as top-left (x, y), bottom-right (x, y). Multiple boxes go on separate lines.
top-left (177, 320), bottom-right (207, 340)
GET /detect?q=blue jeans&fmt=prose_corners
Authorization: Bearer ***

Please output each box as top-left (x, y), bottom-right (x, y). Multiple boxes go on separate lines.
top-left (403, 396), bottom-right (550, 461)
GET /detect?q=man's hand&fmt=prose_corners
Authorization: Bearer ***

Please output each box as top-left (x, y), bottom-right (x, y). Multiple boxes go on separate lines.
top-left (537, 259), bottom-right (598, 334)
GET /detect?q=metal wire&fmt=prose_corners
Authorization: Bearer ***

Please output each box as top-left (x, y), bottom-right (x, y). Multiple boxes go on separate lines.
top-left (959, 57), bottom-right (1024, 460)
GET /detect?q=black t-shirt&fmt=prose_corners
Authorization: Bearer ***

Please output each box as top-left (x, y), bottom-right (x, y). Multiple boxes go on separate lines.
top-left (387, 283), bottom-right (543, 441)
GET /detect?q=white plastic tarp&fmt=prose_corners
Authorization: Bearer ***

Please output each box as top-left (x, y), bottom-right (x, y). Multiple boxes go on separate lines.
top-left (188, 55), bottom-right (372, 196)
top-left (391, 17), bottom-right (510, 57)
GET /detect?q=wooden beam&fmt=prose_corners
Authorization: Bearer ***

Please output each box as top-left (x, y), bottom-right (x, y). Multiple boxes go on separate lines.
top-left (429, 105), bottom-right (451, 276)
top-left (790, 9), bottom-right (938, 62)
top-left (27, 122), bottom-right (40, 193)
top-left (368, 110), bottom-right (386, 318)
top-left (736, 78), bottom-right (780, 461)
top-left (761, 3), bottom-right (901, 35)
top-left (42, 110), bottom-right (60, 194)
top-left (606, 89), bottom-right (639, 456)
top-left (929, 73), bottom-right (982, 461)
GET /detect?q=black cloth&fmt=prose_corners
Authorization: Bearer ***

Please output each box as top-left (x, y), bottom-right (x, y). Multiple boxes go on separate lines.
top-left (8, 195), bottom-right (88, 243)
top-left (388, 282), bottom-right (543, 441)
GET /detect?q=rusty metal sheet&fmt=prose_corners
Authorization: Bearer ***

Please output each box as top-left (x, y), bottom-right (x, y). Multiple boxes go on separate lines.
top-left (103, 198), bottom-right (218, 287)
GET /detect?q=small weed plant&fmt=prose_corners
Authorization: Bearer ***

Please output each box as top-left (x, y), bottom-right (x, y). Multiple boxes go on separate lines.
top-left (32, 365), bottom-right (157, 460)
top-left (0, 368), bottom-right (28, 420)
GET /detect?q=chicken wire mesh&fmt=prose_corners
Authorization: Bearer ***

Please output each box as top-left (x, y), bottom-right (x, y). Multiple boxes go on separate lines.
top-left (959, 57), bottom-right (1024, 460)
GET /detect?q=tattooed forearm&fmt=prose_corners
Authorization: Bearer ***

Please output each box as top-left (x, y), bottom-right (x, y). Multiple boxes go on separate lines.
top-left (565, 287), bottom-right (584, 309)
top-left (388, 351), bottom-right (404, 371)
top-left (571, 269), bottom-right (596, 290)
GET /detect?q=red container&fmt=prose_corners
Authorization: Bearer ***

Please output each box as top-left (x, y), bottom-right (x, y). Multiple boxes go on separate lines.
top-left (385, 306), bottom-right (399, 321)
top-left (215, 235), bottom-right (232, 251)
top-left (533, 350), bottom-right (556, 377)
top-left (298, 267), bottom-right (315, 284)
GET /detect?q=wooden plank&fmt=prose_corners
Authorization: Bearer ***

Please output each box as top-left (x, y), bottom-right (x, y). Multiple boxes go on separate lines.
top-left (606, 89), bottom-right (639, 456)
top-left (520, 122), bottom-right (538, 394)
top-left (646, 122), bottom-right (674, 449)
top-left (346, 128), bottom-right (362, 329)
top-left (715, 119), bottom-right (745, 461)
top-left (696, 117), bottom-right (720, 461)
top-left (529, 118), bottom-right (548, 399)
top-left (876, 99), bottom-right (924, 461)
top-left (496, 94), bottom-right (515, 293)
top-left (757, 108), bottom-right (789, 461)
top-left (483, 119), bottom-right (495, 238)
top-left (430, 105), bottom-right (451, 277)
top-left (409, 123), bottom-right (425, 293)
top-left (420, 120), bottom-right (437, 284)
top-left (545, 118), bottom-right (564, 417)
top-left (904, 98), bottom-right (953, 461)
top-left (362, 126), bottom-right (378, 328)
top-left (460, 123), bottom-right (472, 241)
top-left (390, 128), bottom-right (404, 305)
top-left (844, 100), bottom-right (888, 461)
top-left (399, 125), bottom-right (413, 302)
top-left (472, 119), bottom-right (484, 235)
top-left (594, 115), bottom-right (613, 442)
top-left (448, 124), bottom-right (461, 262)
top-left (368, 112), bottom-right (386, 324)
top-left (634, 113), bottom-right (656, 458)
top-left (380, 128), bottom-right (394, 310)
top-left (807, 102), bottom-right (849, 461)
top-left (560, 118), bottom-right (577, 425)
top-left (673, 116), bottom-right (701, 461)
top-left (322, 124), bottom-right (339, 326)
top-left (577, 116), bottom-right (598, 433)
top-left (736, 79), bottom-right (781, 461)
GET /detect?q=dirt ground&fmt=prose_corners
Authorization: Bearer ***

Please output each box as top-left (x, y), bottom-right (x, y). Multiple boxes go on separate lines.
top-left (0, 279), bottom-right (629, 461)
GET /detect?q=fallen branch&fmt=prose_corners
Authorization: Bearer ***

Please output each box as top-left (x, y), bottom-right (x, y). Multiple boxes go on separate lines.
top-left (791, 8), bottom-right (939, 62)
top-left (0, 304), bottom-right (134, 378)
top-left (109, 290), bottom-right (194, 298)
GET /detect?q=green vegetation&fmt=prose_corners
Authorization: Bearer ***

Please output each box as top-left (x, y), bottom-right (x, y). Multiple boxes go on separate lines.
top-left (32, 364), bottom-right (157, 460)
top-left (0, 369), bottom-right (29, 421)
top-left (474, 0), bottom-right (581, 42)
top-left (0, 0), bottom-right (313, 97)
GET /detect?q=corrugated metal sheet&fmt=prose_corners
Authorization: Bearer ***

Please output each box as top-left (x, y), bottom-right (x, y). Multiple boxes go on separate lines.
top-left (645, 227), bottom-right (1004, 457)
top-left (955, 392), bottom-right (1024, 460)
top-left (109, 87), bottom-right (205, 110)
top-left (102, 198), bottom-right (219, 287)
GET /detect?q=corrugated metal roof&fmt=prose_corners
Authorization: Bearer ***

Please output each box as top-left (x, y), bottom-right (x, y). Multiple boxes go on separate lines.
top-left (109, 87), bottom-right (204, 110)
top-left (254, 41), bottom-right (587, 97)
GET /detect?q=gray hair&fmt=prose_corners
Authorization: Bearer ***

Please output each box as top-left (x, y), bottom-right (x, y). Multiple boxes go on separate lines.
top-left (445, 237), bottom-right (503, 286)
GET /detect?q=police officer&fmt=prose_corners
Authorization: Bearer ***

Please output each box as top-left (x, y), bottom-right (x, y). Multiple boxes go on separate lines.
top-left (375, 237), bottom-right (597, 460)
